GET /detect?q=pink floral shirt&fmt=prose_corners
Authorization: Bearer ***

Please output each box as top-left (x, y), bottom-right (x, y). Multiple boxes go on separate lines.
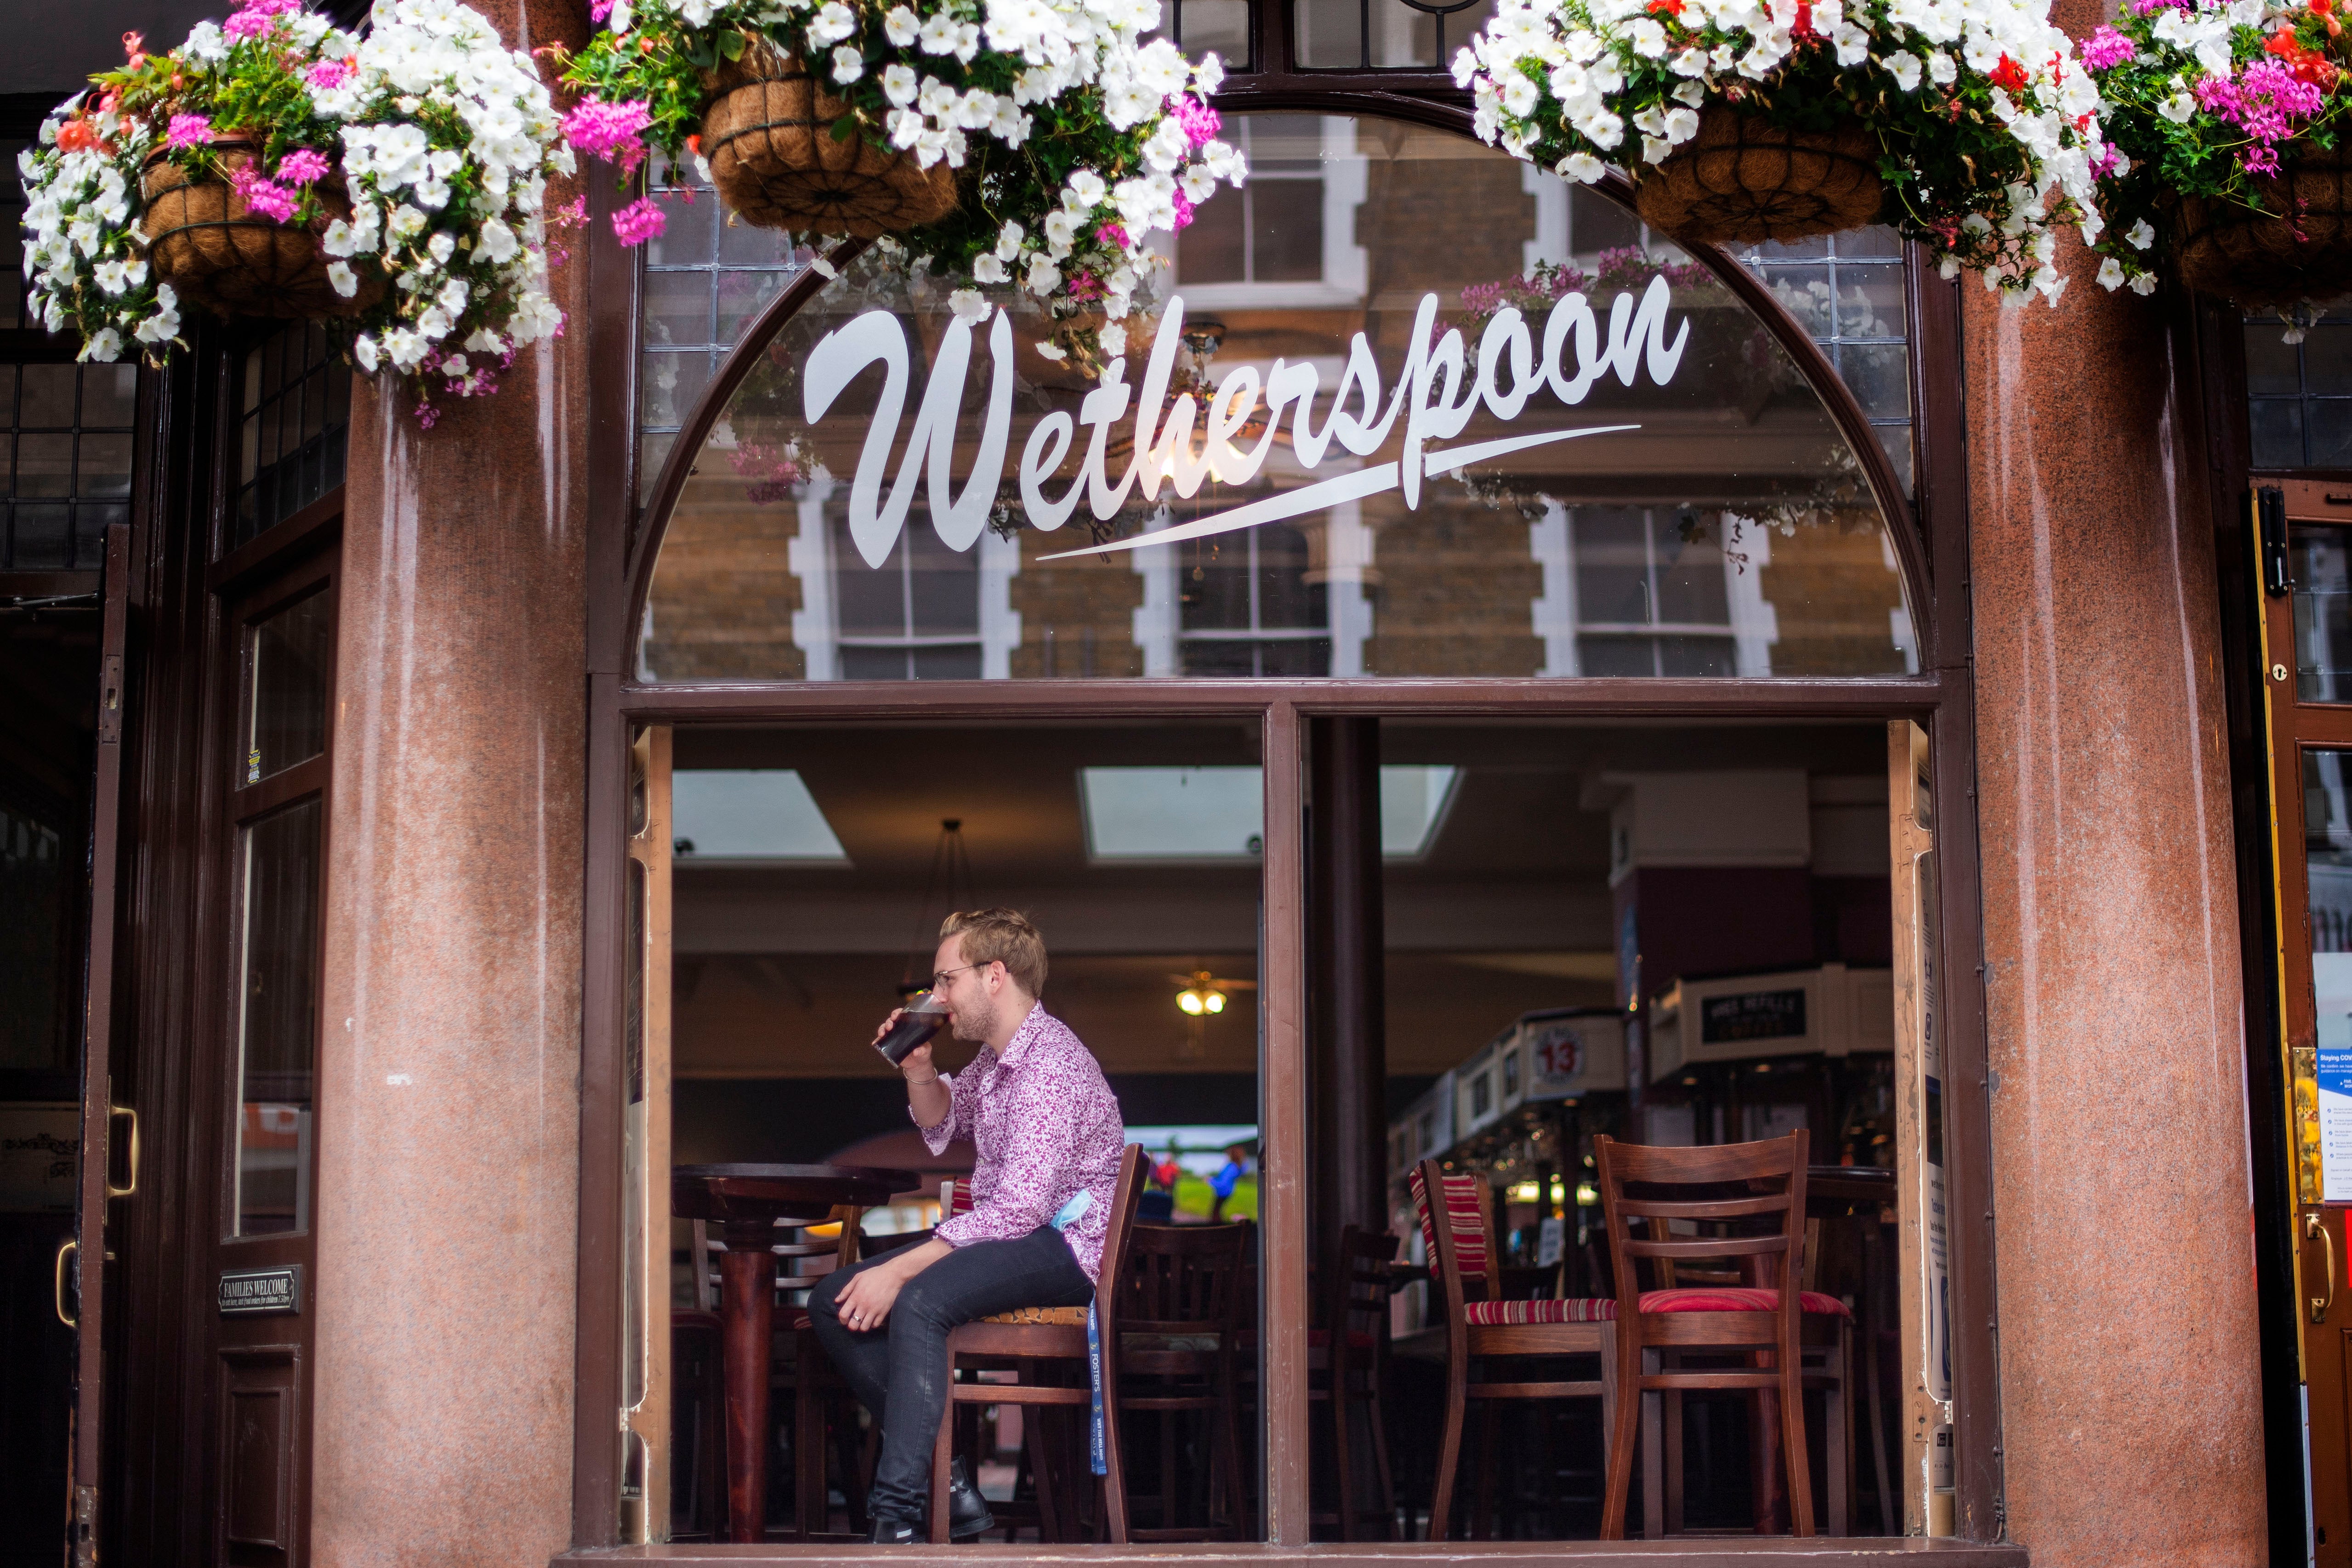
top-left (917, 1003), bottom-right (1126, 1282)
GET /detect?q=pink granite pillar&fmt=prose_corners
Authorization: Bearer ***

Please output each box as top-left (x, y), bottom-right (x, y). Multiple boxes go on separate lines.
top-left (310, 2), bottom-right (590, 1562)
top-left (1964, 234), bottom-right (2267, 1562)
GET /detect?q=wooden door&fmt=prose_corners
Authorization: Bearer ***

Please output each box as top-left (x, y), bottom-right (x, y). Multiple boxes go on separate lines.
top-left (61, 522), bottom-right (134, 1568)
top-left (2256, 480), bottom-right (2352, 1564)
top-left (207, 548), bottom-right (339, 1568)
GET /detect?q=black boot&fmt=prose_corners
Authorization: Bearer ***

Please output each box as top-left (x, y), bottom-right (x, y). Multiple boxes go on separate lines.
top-left (947, 1457), bottom-right (995, 1539)
top-left (866, 1515), bottom-right (920, 1545)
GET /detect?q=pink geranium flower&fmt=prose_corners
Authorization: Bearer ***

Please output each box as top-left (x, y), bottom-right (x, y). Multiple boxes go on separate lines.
top-left (307, 58), bottom-right (353, 89)
top-left (2080, 26), bottom-right (2135, 71)
top-left (563, 97), bottom-right (654, 168)
top-left (612, 196), bottom-right (667, 246)
top-left (1169, 94), bottom-right (1221, 148)
top-left (1095, 221), bottom-right (1131, 248)
top-left (276, 148), bottom-right (330, 185)
top-left (166, 113), bottom-right (211, 149)
top-left (230, 163), bottom-right (298, 223)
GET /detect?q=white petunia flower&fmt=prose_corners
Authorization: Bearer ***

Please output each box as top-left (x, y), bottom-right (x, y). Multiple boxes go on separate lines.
top-left (833, 45), bottom-right (865, 81)
top-left (328, 260), bottom-right (360, 297)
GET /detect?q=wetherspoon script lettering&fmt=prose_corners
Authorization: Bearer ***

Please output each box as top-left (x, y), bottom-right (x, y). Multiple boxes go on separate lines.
top-left (801, 280), bottom-right (1692, 569)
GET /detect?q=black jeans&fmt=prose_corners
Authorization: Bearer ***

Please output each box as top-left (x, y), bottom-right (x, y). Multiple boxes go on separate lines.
top-left (809, 1226), bottom-right (1093, 1523)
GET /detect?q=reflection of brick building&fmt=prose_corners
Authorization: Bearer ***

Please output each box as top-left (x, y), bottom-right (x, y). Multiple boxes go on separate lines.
top-left (643, 117), bottom-right (1915, 684)
top-left (1360, 494), bottom-right (1549, 676)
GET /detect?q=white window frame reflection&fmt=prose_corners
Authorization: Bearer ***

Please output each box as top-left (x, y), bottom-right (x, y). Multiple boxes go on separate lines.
top-left (786, 475), bottom-right (1022, 681)
top-left (1158, 118), bottom-right (1368, 310)
top-left (1529, 504), bottom-right (1778, 678)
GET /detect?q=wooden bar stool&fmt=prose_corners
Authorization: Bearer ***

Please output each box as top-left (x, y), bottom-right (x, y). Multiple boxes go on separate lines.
top-left (1412, 1159), bottom-right (1617, 1541)
top-left (1592, 1130), bottom-right (1853, 1540)
top-left (688, 1208), bottom-right (868, 1539)
top-left (925, 1145), bottom-right (1152, 1543)
top-left (1312, 1224), bottom-right (1399, 1541)
top-left (1114, 1221), bottom-right (1250, 1540)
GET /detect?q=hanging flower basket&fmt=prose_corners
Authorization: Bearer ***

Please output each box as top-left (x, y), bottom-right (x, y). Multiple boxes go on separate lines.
top-left (1456, 0), bottom-right (2108, 300)
top-left (2174, 146), bottom-right (2352, 306)
top-left (699, 40), bottom-right (958, 238)
top-left (138, 142), bottom-right (382, 320)
top-left (2083, 1), bottom-right (2352, 306)
top-left (555, 0), bottom-right (1245, 370)
top-left (1631, 108), bottom-right (1882, 247)
top-left (22, 0), bottom-right (574, 421)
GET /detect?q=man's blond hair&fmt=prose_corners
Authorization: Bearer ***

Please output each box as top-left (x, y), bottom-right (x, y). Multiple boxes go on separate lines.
top-left (940, 907), bottom-right (1048, 996)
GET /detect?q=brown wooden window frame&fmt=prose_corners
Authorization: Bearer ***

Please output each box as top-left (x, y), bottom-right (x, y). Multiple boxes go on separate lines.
top-left (570, 58), bottom-right (2003, 1557)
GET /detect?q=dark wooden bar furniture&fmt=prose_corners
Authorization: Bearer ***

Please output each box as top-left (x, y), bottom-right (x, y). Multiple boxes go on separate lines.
top-left (671, 1163), bottom-right (915, 1544)
top-left (1312, 1224), bottom-right (1400, 1540)
top-left (925, 1146), bottom-right (1151, 1543)
top-left (1593, 1132), bottom-right (1853, 1541)
top-left (1412, 1158), bottom-right (1617, 1541)
top-left (1114, 1220), bottom-right (1252, 1540)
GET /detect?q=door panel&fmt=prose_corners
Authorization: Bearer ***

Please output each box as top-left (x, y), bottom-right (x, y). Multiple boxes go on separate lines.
top-left (222, 1347), bottom-right (302, 1566)
top-left (207, 551), bottom-right (338, 1568)
top-left (65, 521), bottom-right (132, 1568)
top-left (2256, 483), bottom-right (2352, 1565)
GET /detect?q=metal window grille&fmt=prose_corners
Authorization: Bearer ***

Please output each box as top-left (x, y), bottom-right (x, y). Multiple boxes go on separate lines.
top-left (2246, 309), bottom-right (2352, 470)
top-left (1295, 0), bottom-right (1500, 68)
top-left (1, 361), bottom-right (136, 571)
top-left (636, 160), bottom-right (812, 508)
top-left (1722, 227), bottom-right (1916, 498)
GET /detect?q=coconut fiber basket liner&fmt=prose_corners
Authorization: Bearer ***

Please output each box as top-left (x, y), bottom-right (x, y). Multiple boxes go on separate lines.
top-left (139, 144), bottom-right (383, 321)
top-left (1634, 106), bottom-right (1883, 247)
top-left (701, 42), bottom-right (958, 238)
top-left (2175, 145), bottom-right (2352, 306)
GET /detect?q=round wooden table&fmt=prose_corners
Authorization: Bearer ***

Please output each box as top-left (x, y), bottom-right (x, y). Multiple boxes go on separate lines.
top-left (673, 1164), bottom-right (917, 1543)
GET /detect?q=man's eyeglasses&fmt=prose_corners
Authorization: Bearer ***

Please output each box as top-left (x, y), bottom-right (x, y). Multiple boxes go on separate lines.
top-left (930, 963), bottom-right (980, 991)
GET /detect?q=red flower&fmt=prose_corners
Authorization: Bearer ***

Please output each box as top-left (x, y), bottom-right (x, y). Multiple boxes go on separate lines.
top-left (1647, 0), bottom-right (1686, 16)
top-left (1988, 54), bottom-right (2028, 92)
top-left (55, 118), bottom-right (95, 153)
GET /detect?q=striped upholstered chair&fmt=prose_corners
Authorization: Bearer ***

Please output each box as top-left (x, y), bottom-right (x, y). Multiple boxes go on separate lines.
top-left (1410, 1158), bottom-right (1617, 1540)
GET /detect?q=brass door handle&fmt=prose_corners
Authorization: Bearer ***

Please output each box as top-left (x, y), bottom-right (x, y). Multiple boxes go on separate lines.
top-left (2311, 1213), bottom-right (2337, 1325)
top-left (108, 1104), bottom-right (137, 1198)
top-left (55, 1239), bottom-right (77, 1329)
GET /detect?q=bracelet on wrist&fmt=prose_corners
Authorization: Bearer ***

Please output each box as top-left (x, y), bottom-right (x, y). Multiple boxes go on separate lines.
top-left (905, 1069), bottom-right (940, 1086)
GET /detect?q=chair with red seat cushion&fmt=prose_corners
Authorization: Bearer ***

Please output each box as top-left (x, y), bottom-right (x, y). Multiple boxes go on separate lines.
top-left (1593, 1130), bottom-right (1853, 1541)
top-left (1410, 1159), bottom-right (1617, 1541)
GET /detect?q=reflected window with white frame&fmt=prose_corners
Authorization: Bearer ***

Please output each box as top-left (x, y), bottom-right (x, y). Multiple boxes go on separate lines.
top-left (1541, 506), bottom-right (1778, 678)
top-left (1169, 117), bottom-right (1367, 307)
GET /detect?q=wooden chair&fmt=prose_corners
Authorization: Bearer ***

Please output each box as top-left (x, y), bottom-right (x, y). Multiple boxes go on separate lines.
top-left (924, 1145), bottom-right (1152, 1543)
top-left (1113, 1221), bottom-right (1250, 1540)
top-left (669, 1307), bottom-right (726, 1540)
top-left (1411, 1158), bottom-right (1616, 1541)
top-left (1312, 1224), bottom-right (1399, 1541)
top-left (688, 1208), bottom-right (869, 1538)
top-left (1592, 1130), bottom-right (1853, 1540)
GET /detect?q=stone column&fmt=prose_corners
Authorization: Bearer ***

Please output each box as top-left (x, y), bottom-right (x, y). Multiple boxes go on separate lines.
top-left (309, 0), bottom-right (591, 1562)
top-left (1964, 234), bottom-right (2267, 1563)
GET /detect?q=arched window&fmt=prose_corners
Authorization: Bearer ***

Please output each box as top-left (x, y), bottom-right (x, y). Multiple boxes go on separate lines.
top-left (631, 113), bottom-right (1924, 687)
